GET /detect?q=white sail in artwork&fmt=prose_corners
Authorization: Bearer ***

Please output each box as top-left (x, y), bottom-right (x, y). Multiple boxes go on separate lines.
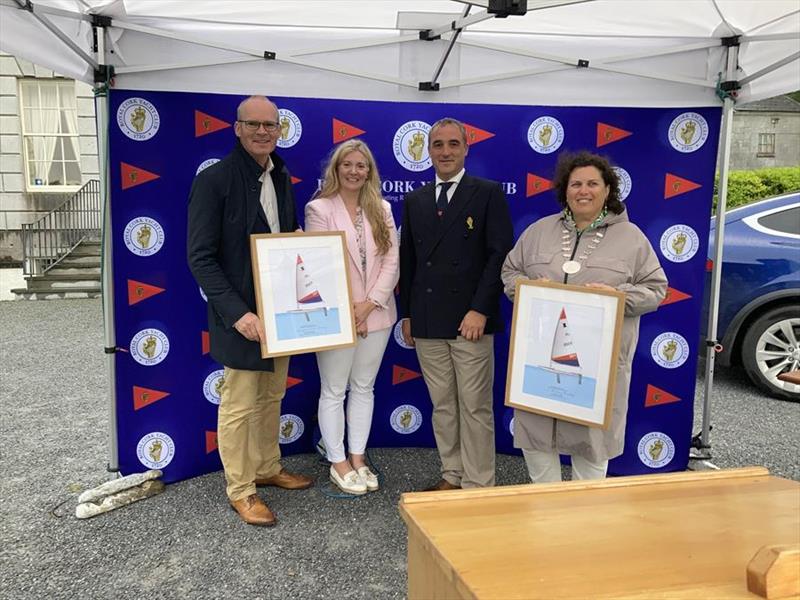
top-left (550, 307), bottom-right (582, 380)
top-left (295, 254), bottom-right (324, 309)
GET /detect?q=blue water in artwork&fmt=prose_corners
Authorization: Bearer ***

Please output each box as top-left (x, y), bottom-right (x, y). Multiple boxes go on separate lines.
top-left (522, 365), bottom-right (597, 409)
top-left (276, 308), bottom-right (341, 340)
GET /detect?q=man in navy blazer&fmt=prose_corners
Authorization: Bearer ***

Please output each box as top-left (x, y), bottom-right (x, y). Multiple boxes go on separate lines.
top-left (188, 96), bottom-right (312, 527)
top-left (399, 118), bottom-right (514, 490)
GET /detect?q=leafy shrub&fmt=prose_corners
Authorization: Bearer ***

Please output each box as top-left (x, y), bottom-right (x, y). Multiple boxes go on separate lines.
top-left (713, 166), bottom-right (800, 211)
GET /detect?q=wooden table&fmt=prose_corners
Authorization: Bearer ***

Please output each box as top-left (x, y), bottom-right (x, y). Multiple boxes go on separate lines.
top-left (399, 467), bottom-right (800, 599)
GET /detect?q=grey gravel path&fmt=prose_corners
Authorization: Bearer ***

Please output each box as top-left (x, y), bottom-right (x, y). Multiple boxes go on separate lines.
top-left (1, 299), bottom-right (797, 599)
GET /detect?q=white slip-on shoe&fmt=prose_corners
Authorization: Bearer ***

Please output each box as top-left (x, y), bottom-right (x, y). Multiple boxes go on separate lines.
top-left (356, 466), bottom-right (379, 492)
top-left (329, 466), bottom-right (367, 495)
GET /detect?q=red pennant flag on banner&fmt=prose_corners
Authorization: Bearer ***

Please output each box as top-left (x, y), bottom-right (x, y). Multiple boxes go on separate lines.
top-left (596, 122), bottom-right (632, 147)
top-left (205, 431), bottom-right (218, 453)
top-left (526, 173), bottom-right (552, 197)
top-left (121, 162), bottom-right (160, 190)
top-left (286, 376), bottom-right (303, 389)
top-left (664, 173), bottom-right (702, 199)
top-left (463, 123), bottom-right (495, 145)
top-left (133, 385), bottom-right (170, 411)
top-left (332, 118), bottom-right (366, 144)
top-left (290, 176), bottom-right (302, 185)
top-left (660, 287), bottom-right (692, 306)
top-left (127, 279), bottom-right (165, 306)
top-left (202, 331), bottom-right (210, 355)
top-left (392, 365), bottom-right (422, 385)
top-left (645, 384), bottom-right (681, 407)
top-left (195, 110), bottom-right (230, 137)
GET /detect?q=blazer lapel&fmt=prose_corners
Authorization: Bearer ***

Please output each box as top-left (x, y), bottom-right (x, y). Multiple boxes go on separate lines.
top-left (332, 195), bottom-right (362, 273)
top-left (423, 176), bottom-right (476, 257)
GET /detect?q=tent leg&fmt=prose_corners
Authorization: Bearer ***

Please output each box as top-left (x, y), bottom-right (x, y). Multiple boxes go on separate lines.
top-left (95, 25), bottom-right (119, 475)
top-left (696, 43), bottom-right (738, 458)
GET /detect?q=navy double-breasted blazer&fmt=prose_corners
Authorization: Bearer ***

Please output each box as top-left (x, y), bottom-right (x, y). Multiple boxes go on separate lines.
top-left (399, 173), bottom-right (514, 339)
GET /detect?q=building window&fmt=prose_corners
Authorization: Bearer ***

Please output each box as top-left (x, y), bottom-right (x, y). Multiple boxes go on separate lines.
top-left (18, 79), bottom-right (82, 192)
top-left (757, 132), bottom-right (776, 157)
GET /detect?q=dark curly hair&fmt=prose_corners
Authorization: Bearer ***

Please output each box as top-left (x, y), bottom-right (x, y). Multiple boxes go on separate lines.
top-left (552, 151), bottom-right (624, 215)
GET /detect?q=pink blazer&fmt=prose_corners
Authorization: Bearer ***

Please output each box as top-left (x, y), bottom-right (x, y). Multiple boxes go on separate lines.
top-left (304, 195), bottom-right (399, 332)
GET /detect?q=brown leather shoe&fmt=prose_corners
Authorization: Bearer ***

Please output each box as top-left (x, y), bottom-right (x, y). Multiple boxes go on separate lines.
top-left (255, 469), bottom-right (313, 490)
top-left (229, 494), bottom-right (276, 527)
top-left (424, 479), bottom-right (462, 492)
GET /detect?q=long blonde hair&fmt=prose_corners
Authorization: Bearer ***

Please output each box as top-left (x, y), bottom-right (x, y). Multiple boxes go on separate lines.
top-left (315, 139), bottom-right (392, 255)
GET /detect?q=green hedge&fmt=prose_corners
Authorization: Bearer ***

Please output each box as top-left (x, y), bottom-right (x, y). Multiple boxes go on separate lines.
top-left (713, 166), bottom-right (800, 211)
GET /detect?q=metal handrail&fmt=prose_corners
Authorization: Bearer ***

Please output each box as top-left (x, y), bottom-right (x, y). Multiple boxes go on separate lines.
top-left (21, 179), bottom-right (102, 277)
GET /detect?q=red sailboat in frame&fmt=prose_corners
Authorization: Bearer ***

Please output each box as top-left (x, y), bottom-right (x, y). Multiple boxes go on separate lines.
top-left (293, 253), bottom-right (328, 320)
top-left (550, 307), bottom-right (583, 385)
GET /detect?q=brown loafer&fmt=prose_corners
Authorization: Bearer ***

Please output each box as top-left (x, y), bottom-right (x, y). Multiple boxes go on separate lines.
top-left (424, 479), bottom-right (462, 492)
top-left (229, 494), bottom-right (276, 527)
top-left (255, 469), bottom-right (313, 490)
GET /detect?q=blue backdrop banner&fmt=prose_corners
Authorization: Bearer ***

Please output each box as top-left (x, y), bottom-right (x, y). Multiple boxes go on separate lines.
top-left (109, 89), bottom-right (720, 482)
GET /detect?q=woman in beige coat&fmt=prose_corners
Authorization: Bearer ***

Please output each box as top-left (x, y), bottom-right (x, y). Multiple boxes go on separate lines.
top-left (502, 151), bottom-right (667, 482)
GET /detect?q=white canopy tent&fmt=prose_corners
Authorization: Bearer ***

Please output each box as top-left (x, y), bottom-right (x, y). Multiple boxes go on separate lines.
top-left (2, 0), bottom-right (798, 469)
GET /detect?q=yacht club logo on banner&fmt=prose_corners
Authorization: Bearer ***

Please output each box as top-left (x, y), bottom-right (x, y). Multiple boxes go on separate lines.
top-left (117, 98), bottom-right (160, 141)
top-left (650, 332), bottom-right (689, 369)
top-left (203, 369), bottom-right (225, 405)
top-left (195, 158), bottom-right (220, 175)
top-left (393, 321), bottom-right (414, 350)
top-left (137, 432), bottom-right (175, 469)
top-left (390, 404), bottom-right (422, 434)
top-left (637, 431), bottom-right (675, 468)
top-left (393, 121), bottom-right (431, 172)
top-left (613, 166), bottom-right (632, 201)
top-left (124, 217), bottom-right (165, 257)
top-left (668, 112), bottom-right (709, 153)
top-left (277, 109), bottom-right (302, 148)
top-left (527, 116), bottom-right (564, 154)
top-left (130, 328), bottom-right (170, 366)
top-left (660, 224), bottom-right (699, 263)
top-left (279, 414), bottom-right (304, 444)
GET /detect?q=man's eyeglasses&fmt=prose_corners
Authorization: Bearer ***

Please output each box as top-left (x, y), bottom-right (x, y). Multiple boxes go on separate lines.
top-left (237, 120), bottom-right (280, 132)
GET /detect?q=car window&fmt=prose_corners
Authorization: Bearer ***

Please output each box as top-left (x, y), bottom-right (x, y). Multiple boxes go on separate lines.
top-left (757, 206), bottom-right (800, 235)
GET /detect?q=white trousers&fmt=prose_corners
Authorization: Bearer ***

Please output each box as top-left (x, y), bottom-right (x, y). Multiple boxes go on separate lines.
top-left (522, 448), bottom-right (608, 483)
top-left (316, 327), bottom-right (391, 464)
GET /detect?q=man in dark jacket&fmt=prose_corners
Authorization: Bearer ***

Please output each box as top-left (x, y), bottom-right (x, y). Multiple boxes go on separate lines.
top-left (399, 118), bottom-right (514, 490)
top-left (188, 96), bottom-right (312, 527)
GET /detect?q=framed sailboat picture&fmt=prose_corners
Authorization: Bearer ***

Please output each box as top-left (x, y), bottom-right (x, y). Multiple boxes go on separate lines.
top-left (250, 232), bottom-right (357, 358)
top-left (505, 280), bottom-right (625, 429)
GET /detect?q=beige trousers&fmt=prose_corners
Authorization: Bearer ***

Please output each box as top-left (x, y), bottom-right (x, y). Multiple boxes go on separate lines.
top-left (522, 448), bottom-right (609, 483)
top-left (415, 335), bottom-right (496, 488)
top-left (218, 356), bottom-right (290, 501)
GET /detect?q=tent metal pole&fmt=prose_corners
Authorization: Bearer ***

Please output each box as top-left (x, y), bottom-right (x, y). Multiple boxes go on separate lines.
top-left (94, 24), bottom-right (119, 474)
top-left (699, 41), bottom-right (739, 454)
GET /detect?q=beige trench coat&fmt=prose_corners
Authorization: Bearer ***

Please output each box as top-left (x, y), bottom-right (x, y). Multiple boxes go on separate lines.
top-left (502, 209), bottom-right (667, 462)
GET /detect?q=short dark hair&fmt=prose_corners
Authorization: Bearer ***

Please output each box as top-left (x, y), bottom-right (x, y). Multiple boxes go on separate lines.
top-left (428, 118), bottom-right (468, 146)
top-left (552, 151), bottom-right (624, 214)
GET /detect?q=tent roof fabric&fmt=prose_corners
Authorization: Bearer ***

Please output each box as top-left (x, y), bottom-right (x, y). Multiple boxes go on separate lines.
top-left (1, 0), bottom-right (798, 106)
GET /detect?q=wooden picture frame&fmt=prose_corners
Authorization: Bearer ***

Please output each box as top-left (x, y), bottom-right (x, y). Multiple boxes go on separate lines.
top-left (250, 231), bottom-right (356, 358)
top-left (505, 279), bottom-right (625, 429)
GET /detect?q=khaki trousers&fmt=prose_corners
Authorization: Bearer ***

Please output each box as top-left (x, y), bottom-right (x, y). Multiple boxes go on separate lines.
top-left (218, 357), bottom-right (289, 501)
top-left (415, 335), bottom-right (496, 488)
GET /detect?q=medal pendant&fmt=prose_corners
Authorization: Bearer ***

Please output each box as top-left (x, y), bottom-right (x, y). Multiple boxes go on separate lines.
top-left (562, 260), bottom-right (581, 275)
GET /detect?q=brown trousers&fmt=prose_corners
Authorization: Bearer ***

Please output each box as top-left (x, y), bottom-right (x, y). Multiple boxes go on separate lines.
top-left (218, 357), bottom-right (290, 501)
top-left (415, 335), bottom-right (496, 488)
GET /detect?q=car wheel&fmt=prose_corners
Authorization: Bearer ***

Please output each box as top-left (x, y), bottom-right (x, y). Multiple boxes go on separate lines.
top-left (741, 306), bottom-right (800, 401)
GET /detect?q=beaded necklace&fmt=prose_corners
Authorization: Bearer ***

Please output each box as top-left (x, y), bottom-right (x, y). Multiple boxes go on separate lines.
top-left (560, 206), bottom-right (608, 275)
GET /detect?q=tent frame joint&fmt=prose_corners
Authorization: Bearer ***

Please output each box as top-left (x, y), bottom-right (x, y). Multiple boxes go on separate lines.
top-left (577, 59), bottom-right (589, 68)
top-left (721, 35), bottom-right (741, 47)
top-left (263, 51), bottom-right (276, 61)
top-left (91, 14), bottom-right (112, 28)
top-left (419, 29), bottom-right (443, 41)
top-left (94, 64), bottom-right (114, 83)
top-left (719, 80), bottom-right (741, 93)
top-left (418, 81), bottom-right (440, 91)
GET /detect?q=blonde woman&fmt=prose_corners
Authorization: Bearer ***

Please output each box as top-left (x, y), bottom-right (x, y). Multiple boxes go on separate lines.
top-left (305, 140), bottom-right (399, 495)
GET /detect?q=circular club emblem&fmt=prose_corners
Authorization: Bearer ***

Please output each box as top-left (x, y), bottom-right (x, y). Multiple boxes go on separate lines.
top-left (137, 432), bottom-right (175, 469)
top-left (393, 321), bottom-right (414, 350)
top-left (203, 369), bottom-right (225, 405)
top-left (279, 414), bottom-right (304, 444)
top-left (660, 224), bottom-right (699, 263)
top-left (509, 417), bottom-right (515, 436)
top-left (613, 166), bottom-right (632, 202)
top-left (390, 404), bottom-right (423, 434)
top-left (117, 97), bottom-right (160, 141)
top-left (638, 431), bottom-right (675, 469)
top-left (393, 121), bottom-right (431, 172)
top-left (195, 158), bottom-right (220, 175)
top-left (668, 112), bottom-right (709, 153)
top-left (651, 332), bottom-right (690, 369)
top-left (276, 109), bottom-right (302, 148)
top-left (124, 217), bottom-right (164, 257)
top-left (130, 328), bottom-right (170, 366)
top-left (527, 116), bottom-right (564, 154)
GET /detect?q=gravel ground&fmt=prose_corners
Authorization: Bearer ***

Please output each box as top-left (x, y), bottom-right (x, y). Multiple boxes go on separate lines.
top-left (1, 298), bottom-right (797, 599)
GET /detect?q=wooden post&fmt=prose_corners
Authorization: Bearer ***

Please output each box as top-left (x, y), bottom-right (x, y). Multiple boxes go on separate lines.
top-left (747, 544), bottom-right (800, 599)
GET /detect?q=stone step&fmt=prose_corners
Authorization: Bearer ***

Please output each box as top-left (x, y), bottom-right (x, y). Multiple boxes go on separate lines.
top-left (25, 275), bottom-right (101, 291)
top-left (11, 287), bottom-right (101, 300)
top-left (59, 256), bottom-right (101, 267)
top-left (70, 242), bottom-right (102, 257)
top-left (48, 265), bottom-right (101, 275)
